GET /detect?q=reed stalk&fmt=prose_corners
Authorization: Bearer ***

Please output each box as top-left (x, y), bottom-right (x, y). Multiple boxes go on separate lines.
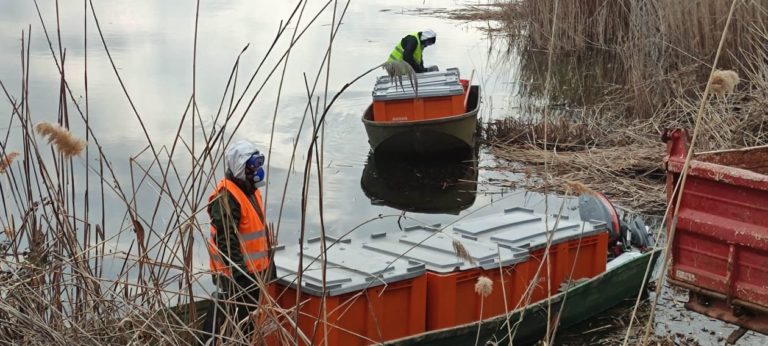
top-left (0, 1), bottom-right (364, 344)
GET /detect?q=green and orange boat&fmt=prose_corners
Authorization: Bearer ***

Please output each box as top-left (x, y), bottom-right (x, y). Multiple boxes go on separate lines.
top-left (361, 68), bottom-right (480, 155)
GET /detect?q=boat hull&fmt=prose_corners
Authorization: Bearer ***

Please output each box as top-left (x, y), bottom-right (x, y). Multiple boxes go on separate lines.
top-left (362, 86), bottom-right (480, 155)
top-left (385, 249), bottom-right (662, 346)
top-left (169, 249), bottom-right (660, 345)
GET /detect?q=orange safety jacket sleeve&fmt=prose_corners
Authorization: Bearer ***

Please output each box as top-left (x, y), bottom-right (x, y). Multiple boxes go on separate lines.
top-left (208, 190), bottom-right (248, 279)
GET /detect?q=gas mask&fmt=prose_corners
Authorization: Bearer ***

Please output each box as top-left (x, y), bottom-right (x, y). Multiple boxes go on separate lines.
top-left (245, 152), bottom-right (266, 188)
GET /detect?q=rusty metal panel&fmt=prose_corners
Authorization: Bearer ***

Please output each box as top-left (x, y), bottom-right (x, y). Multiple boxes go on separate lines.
top-left (664, 129), bottom-right (768, 333)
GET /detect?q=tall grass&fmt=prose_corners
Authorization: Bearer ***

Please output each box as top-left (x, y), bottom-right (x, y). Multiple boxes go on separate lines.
top-left (507, 0), bottom-right (768, 117)
top-left (0, 0), bottom-right (366, 344)
top-left (481, 0), bottom-right (767, 216)
top-left (519, 0), bottom-right (766, 60)
top-left (521, 1), bottom-right (631, 51)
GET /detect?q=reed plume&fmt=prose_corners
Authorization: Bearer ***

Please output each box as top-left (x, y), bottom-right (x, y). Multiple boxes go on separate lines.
top-left (2, 227), bottom-right (13, 240)
top-left (709, 69), bottom-right (740, 97)
top-left (473, 275), bottom-right (493, 346)
top-left (474, 276), bottom-right (493, 298)
top-left (563, 180), bottom-right (595, 196)
top-left (34, 122), bottom-right (86, 157)
top-left (452, 238), bottom-right (475, 265)
top-left (0, 152), bottom-right (18, 173)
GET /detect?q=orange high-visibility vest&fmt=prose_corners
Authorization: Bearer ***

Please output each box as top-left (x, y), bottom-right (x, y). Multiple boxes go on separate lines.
top-left (207, 179), bottom-right (269, 276)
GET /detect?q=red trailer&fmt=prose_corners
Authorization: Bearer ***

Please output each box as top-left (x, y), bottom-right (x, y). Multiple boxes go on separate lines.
top-left (663, 129), bottom-right (768, 336)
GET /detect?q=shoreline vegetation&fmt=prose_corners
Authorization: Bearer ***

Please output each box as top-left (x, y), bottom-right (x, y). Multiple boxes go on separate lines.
top-left (457, 1), bottom-right (767, 215)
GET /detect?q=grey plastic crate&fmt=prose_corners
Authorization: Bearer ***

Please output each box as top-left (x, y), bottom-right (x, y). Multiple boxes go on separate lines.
top-left (361, 225), bottom-right (528, 273)
top-left (372, 68), bottom-right (464, 101)
top-left (273, 237), bottom-right (426, 296)
top-left (453, 207), bottom-right (608, 251)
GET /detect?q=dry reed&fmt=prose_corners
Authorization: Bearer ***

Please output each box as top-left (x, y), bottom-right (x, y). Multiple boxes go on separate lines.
top-left (483, 116), bottom-right (612, 150)
top-left (563, 180), bottom-right (595, 196)
top-left (482, 10), bottom-right (768, 214)
top-left (709, 69), bottom-right (740, 97)
top-left (513, 0), bottom-right (767, 64)
top-left (0, 152), bottom-right (17, 173)
top-left (485, 130), bottom-right (666, 214)
top-left (478, 2), bottom-right (767, 343)
top-left (474, 276), bottom-right (493, 298)
top-left (2, 227), bottom-right (13, 239)
top-left (34, 122), bottom-right (86, 157)
top-left (452, 238), bottom-right (475, 265)
top-left (445, 4), bottom-right (510, 22)
top-left (480, 0), bottom-right (768, 117)
top-left (0, 1), bottom-right (359, 345)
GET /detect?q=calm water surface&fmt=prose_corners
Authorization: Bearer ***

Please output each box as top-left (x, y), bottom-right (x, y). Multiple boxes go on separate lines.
top-left (0, 0), bottom-right (531, 293)
top-left (1, 1), bottom-right (763, 344)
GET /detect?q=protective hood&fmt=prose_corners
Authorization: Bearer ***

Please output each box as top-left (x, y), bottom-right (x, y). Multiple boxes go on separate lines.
top-left (420, 29), bottom-right (436, 42)
top-left (225, 140), bottom-right (261, 181)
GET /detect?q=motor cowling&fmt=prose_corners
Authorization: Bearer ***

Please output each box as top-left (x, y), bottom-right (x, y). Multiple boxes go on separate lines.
top-left (578, 193), bottom-right (653, 257)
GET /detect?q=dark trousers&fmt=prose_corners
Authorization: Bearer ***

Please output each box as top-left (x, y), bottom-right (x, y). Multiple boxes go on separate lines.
top-left (200, 274), bottom-right (261, 345)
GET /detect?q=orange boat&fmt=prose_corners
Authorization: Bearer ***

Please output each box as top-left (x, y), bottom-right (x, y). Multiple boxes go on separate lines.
top-left (172, 194), bottom-right (660, 345)
top-left (361, 68), bottom-right (480, 155)
top-left (262, 195), bottom-right (660, 345)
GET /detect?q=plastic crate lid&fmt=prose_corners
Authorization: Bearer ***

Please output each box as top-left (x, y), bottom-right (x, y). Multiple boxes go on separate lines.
top-left (361, 225), bottom-right (529, 273)
top-left (372, 68), bottom-right (464, 101)
top-left (273, 237), bottom-right (426, 296)
top-left (453, 207), bottom-right (608, 251)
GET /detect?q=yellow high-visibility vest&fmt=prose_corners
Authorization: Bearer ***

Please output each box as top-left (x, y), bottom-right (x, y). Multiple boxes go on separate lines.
top-left (387, 32), bottom-right (423, 64)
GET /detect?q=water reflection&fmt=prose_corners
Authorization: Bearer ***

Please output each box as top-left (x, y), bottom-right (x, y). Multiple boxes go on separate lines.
top-left (0, 0), bottom-right (514, 306)
top-left (360, 150), bottom-right (478, 215)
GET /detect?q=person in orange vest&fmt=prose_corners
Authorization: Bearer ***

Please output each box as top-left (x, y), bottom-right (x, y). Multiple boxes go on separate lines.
top-left (200, 140), bottom-right (272, 344)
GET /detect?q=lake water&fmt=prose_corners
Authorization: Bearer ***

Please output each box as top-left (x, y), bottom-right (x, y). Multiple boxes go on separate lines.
top-left (1, 0), bottom-right (547, 312)
top-left (1, 0), bottom-right (764, 344)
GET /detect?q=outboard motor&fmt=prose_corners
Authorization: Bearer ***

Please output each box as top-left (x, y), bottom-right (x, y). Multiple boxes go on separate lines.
top-left (578, 192), bottom-right (654, 257)
top-left (578, 193), bottom-right (624, 257)
top-left (624, 214), bottom-right (654, 250)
